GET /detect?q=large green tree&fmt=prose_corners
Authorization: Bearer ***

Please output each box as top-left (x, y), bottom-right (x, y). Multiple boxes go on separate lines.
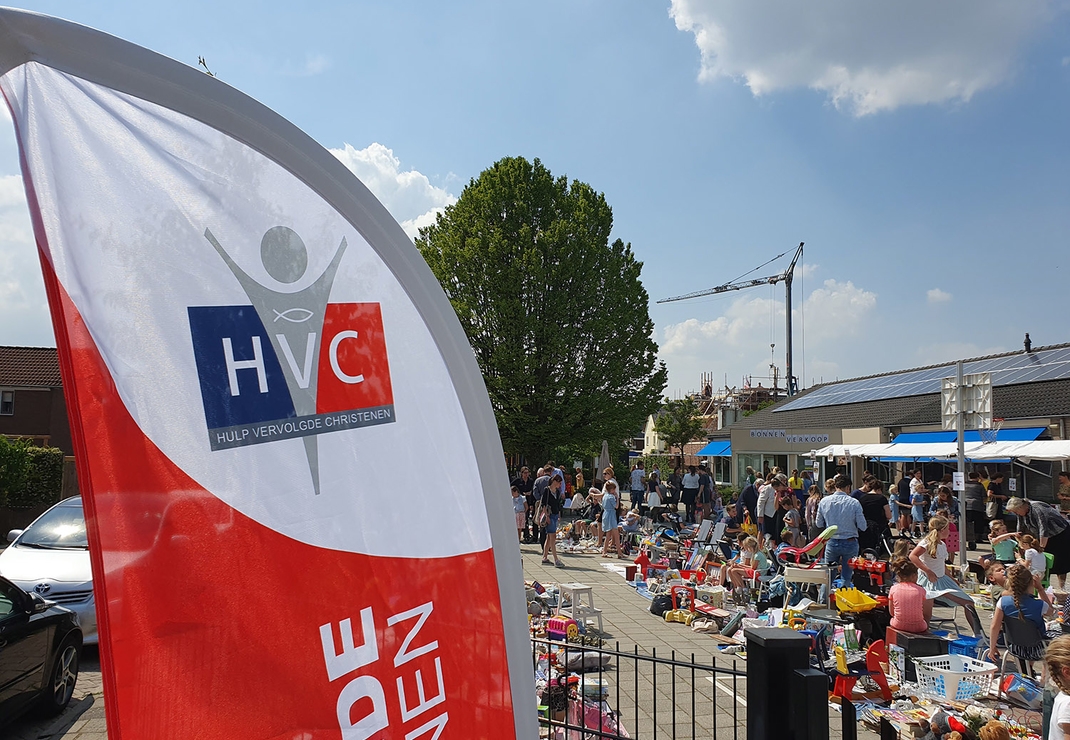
top-left (654, 397), bottom-right (707, 465)
top-left (416, 156), bottom-right (666, 464)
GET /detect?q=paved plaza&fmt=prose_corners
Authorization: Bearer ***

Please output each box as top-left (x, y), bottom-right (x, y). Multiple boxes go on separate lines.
top-left (521, 538), bottom-right (892, 740)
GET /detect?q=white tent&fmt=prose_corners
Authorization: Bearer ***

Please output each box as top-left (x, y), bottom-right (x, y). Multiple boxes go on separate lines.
top-left (814, 439), bottom-right (1070, 462)
top-left (960, 440), bottom-right (1070, 461)
top-left (810, 443), bottom-right (897, 459)
top-left (812, 441), bottom-right (986, 461)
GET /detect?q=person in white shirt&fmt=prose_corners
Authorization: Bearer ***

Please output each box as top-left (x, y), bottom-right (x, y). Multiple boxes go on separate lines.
top-left (680, 466), bottom-right (700, 523)
top-left (756, 477), bottom-right (781, 537)
top-left (909, 469), bottom-right (926, 497)
top-left (1046, 636), bottom-right (1070, 740)
top-left (909, 515), bottom-right (983, 637)
top-left (1020, 534), bottom-right (1048, 582)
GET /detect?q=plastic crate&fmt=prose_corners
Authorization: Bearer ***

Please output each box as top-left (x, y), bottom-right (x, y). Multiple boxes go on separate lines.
top-left (913, 654), bottom-right (996, 700)
top-left (948, 636), bottom-right (984, 660)
top-left (833, 587), bottom-right (879, 613)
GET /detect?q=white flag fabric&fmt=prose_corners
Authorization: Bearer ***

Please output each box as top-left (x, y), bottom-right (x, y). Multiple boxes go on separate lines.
top-left (0, 10), bottom-right (533, 739)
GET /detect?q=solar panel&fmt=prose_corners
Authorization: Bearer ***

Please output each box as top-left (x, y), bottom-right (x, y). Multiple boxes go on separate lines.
top-left (776, 345), bottom-right (1070, 412)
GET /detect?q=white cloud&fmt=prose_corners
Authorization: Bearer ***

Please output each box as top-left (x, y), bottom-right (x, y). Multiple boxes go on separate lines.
top-left (301, 53), bottom-right (330, 76)
top-left (660, 278), bottom-right (877, 389)
top-left (330, 143), bottom-right (456, 238)
top-left (927, 288), bottom-right (952, 304)
top-left (669, 0), bottom-right (1056, 115)
top-left (279, 53), bottom-right (331, 78)
top-left (0, 175), bottom-right (54, 346)
top-left (802, 279), bottom-right (878, 342)
top-left (0, 142), bottom-right (452, 349)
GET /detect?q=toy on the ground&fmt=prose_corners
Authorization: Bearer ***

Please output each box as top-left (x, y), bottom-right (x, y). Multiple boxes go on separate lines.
top-left (664, 585), bottom-right (697, 625)
top-left (546, 616), bottom-right (580, 641)
top-left (849, 556), bottom-right (889, 588)
top-left (831, 641), bottom-right (893, 702)
top-left (665, 608), bottom-right (695, 625)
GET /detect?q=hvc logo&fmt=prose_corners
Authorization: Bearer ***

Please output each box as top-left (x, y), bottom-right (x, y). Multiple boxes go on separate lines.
top-left (189, 226), bottom-right (395, 494)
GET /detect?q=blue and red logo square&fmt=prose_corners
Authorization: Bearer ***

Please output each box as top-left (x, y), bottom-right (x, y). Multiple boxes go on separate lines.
top-left (188, 303), bottom-right (395, 450)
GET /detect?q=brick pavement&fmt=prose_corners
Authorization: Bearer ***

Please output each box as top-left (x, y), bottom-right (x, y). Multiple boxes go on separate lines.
top-left (521, 540), bottom-right (863, 739)
top-left (5, 646), bottom-right (105, 740)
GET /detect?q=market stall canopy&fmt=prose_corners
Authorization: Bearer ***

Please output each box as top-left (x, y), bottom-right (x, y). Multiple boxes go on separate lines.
top-left (810, 438), bottom-right (1070, 463)
top-left (962, 440), bottom-right (1070, 461)
top-left (810, 442), bottom-right (984, 461)
top-left (889, 427), bottom-right (1046, 444)
top-left (697, 440), bottom-right (732, 457)
top-left (810, 443), bottom-right (897, 459)
top-left (873, 442), bottom-right (986, 462)
top-left (871, 426), bottom-right (1046, 462)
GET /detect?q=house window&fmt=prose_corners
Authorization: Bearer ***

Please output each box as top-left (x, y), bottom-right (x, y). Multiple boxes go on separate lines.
top-left (0, 391), bottom-right (12, 415)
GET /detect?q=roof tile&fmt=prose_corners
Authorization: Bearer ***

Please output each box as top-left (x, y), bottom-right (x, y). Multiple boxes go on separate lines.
top-left (0, 346), bottom-right (62, 387)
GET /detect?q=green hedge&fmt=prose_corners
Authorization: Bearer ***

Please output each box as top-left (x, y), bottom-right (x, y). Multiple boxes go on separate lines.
top-left (0, 438), bottom-right (64, 508)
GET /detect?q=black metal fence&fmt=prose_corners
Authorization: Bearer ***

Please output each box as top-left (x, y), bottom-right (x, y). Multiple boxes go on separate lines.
top-left (531, 637), bottom-right (747, 740)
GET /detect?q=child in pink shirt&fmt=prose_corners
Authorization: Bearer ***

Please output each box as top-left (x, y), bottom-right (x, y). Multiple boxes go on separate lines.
top-left (889, 557), bottom-right (932, 634)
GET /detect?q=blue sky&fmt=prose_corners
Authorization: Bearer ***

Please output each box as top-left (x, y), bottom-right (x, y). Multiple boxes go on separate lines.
top-left (0, 1), bottom-right (1068, 396)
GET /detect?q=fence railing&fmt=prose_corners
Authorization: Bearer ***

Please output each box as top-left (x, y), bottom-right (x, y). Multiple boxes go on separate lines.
top-left (531, 637), bottom-right (747, 740)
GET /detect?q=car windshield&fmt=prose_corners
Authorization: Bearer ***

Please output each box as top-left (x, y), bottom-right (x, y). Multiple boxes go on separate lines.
top-left (17, 501), bottom-right (88, 549)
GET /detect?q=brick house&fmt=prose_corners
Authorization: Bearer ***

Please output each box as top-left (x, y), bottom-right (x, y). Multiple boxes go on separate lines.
top-left (0, 346), bottom-right (72, 455)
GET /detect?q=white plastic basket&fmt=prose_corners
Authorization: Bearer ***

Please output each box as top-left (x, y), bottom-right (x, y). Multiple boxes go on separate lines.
top-left (912, 654), bottom-right (997, 700)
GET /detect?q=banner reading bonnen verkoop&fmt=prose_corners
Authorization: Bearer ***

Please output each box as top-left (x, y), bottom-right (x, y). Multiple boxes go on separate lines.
top-left (0, 10), bottom-right (534, 739)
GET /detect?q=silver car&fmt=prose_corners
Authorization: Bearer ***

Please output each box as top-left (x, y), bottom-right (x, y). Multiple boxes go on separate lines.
top-left (0, 497), bottom-right (96, 645)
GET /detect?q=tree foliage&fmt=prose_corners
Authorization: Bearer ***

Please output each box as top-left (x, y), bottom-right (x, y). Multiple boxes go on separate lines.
top-left (416, 156), bottom-right (667, 464)
top-left (0, 438), bottom-right (64, 507)
top-left (653, 397), bottom-right (706, 463)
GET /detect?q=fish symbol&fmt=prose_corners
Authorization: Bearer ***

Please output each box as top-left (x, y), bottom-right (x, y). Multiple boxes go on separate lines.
top-left (273, 307), bottom-right (314, 323)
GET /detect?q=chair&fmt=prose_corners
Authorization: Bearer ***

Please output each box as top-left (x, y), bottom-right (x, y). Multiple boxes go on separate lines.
top-left (1042, 552), bottom-right (1055, 589)
top-left (775, 525), bottom-right (838, 569)
top-left (749, 553), bottom-right (779, 603)
top-left (997, 616), bottom-right (1048, 692)
top-left (928, 599), bottom-right (964, 635)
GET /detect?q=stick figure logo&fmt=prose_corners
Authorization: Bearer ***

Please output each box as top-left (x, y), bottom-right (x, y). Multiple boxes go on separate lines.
top-left (188, 226), bottom-right (395, 494)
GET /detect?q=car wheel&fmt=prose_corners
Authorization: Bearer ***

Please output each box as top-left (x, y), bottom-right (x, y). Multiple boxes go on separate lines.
top-left (36, 638), bottom-right (80, 717)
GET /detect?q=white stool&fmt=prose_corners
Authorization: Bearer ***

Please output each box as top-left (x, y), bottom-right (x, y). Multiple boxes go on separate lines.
top-left (557, 582), bottom-right (603, 632)
top-left (783, 565), bottom-right (832, 607)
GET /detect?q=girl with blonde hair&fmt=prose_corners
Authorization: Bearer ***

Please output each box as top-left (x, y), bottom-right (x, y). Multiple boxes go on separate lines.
top-left (1018, 534), bottom-right (1048, 581)
top-left (725, 535), bottom-right (769, 590)
top-left (909, 516), bottom-right (983, 636)
top-left (595, 480), bottom-right (624, 559)
top-left (1046, 635), bottom-right (1070, 739)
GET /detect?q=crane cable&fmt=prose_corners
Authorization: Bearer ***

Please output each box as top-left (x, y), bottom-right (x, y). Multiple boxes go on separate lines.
top-left (724, 249), bottom-right (789, 287)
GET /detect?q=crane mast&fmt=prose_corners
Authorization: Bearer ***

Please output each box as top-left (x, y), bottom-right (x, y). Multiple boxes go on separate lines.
top-left (658, 242), bottom-right (804, 396)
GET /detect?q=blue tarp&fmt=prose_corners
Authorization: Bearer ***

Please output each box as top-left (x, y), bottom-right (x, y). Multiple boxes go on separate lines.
top-left (697, 440), bottom-right (732, 457)
top-left (889, 427), bottom-right (1045, 445)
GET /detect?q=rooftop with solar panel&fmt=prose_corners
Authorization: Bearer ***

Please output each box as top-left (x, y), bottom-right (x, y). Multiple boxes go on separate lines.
top-left (717, 337), bottom-right (1070, 502)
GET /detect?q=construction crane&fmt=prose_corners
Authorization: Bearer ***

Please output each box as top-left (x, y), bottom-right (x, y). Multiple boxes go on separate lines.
top-left (658, 242), bottom-right (804, 396)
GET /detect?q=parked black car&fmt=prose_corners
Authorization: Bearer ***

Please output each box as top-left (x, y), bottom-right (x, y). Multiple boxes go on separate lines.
top-left (0, 574), bottom-right (82, 726)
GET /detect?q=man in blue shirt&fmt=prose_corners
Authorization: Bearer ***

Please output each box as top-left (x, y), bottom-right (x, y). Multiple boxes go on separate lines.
top-left (815, 473), bottom-right (868, 598)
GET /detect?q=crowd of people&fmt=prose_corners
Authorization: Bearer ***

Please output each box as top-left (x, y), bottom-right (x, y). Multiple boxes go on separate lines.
top-left (516, 458), bottom-right (1070, 636)
top-left (512, 458), bottom-right (1070, 738)
top-left (511, 459), bottom-right (727, 566)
